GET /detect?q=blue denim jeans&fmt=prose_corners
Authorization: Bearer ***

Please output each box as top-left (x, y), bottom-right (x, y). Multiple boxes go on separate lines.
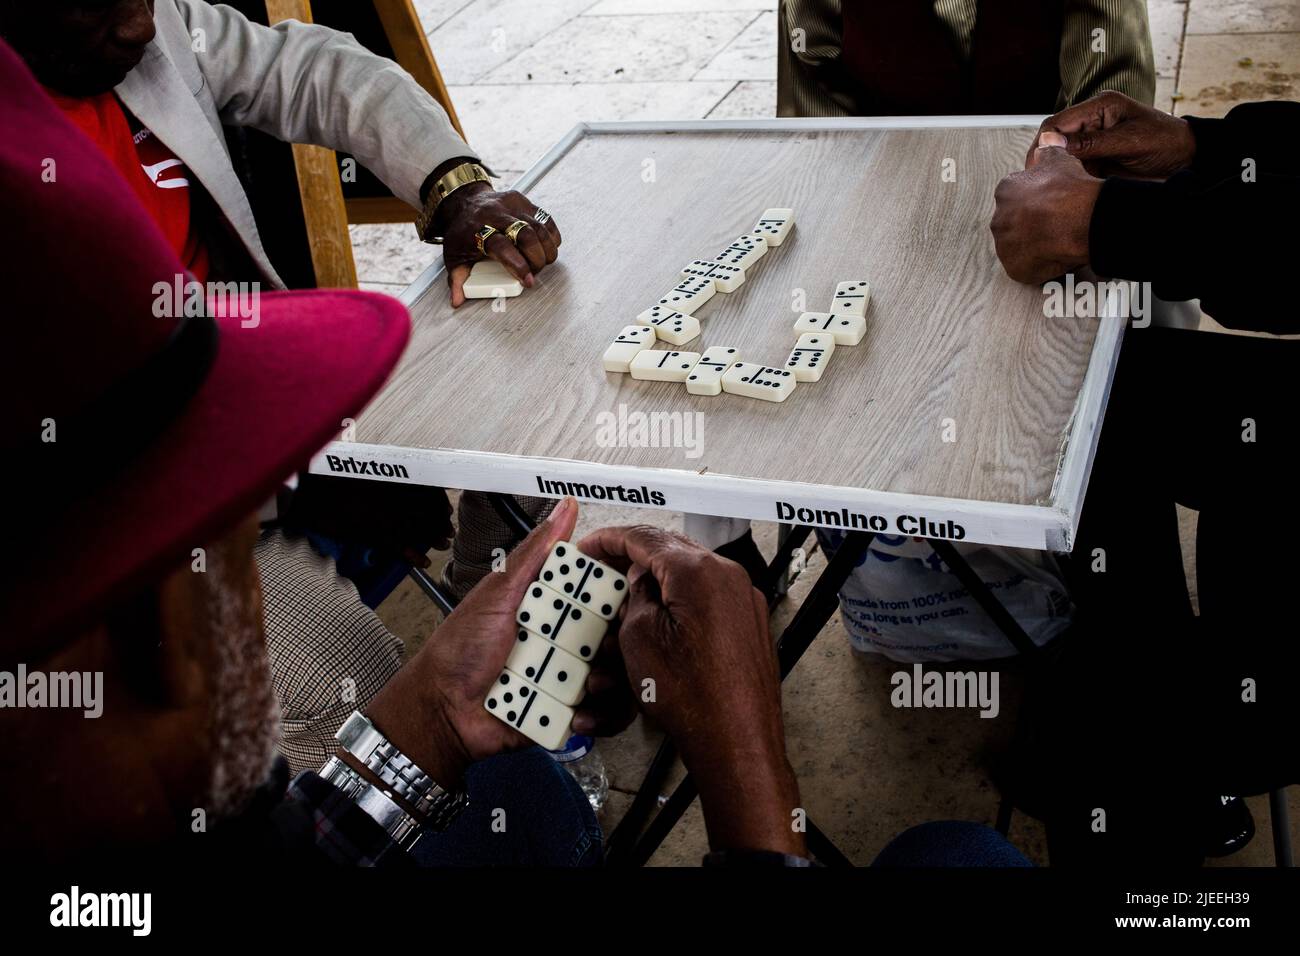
top-left (872, 821), bottom-right (1032, 867)
top-left (412, 747), bottom-right (603, 867)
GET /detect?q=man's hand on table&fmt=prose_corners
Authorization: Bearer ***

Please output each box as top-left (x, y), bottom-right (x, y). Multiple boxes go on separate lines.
top-left (427, 161), bottom-right (562, 308)
top-left (991, 146), bottom-right (1102, 284)
top-left (580, 525), bottom-right (807, 857)
top-left (994, 92), bottom-right (1202, 285)
top-left (352, 498), bottom-right (634, 795)
top-left (1027, 90), bottom-right (1197, 180)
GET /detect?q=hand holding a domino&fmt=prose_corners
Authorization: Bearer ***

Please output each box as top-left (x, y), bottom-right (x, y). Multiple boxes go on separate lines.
top-left (991, 144), bottom-right (1102, 285)
top-left (361, 497), bottom-right (629, 790)
top-left (1026, 90), bottom-right (1197, 179)
top-left (579, 525), bottom-right (807, 857)
top-left (438, 181), bottom-right (562, 308)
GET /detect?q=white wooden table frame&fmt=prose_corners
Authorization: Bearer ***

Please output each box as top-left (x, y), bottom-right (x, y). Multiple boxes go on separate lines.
top-left (310, 117), bottom-right (1127, 554)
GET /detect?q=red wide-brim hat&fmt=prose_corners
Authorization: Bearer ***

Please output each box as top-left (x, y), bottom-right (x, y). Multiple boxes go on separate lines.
top-left (0, 39), bottom-right (411, 651)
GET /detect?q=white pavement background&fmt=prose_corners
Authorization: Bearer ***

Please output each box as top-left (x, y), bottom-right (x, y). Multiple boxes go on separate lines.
top-left (352, 0), bottom-right (1299, 290)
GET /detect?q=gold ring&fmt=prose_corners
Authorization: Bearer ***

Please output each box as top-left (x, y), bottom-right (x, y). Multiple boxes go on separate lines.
top-left (533, 207), bottom-right (551, 226)
top-left (473, 225), bottom-right (498, 255)
top-left (504, 220), bottom-right (529, 244)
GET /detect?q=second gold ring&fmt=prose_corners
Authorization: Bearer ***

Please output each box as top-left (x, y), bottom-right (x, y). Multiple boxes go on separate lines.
top-left (473, 224), bottom-right (498, 255)
top-left (504, 220), bottom-right (530, 244)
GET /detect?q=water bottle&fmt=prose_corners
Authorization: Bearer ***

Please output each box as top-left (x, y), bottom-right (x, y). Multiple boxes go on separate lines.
top-left (550, 734), bottom-right (608, 813)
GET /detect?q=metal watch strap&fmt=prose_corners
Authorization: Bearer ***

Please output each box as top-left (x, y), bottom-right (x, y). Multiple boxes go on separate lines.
top-left (334, 711), bottom-right (468, 830)
top-left (415, 162), bottom-right (491, 243)
top-left (319, 757), bottom-right (423, 851)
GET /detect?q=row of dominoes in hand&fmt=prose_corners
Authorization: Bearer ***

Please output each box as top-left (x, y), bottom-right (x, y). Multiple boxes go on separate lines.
top-left (483, 542), bottom-right (630, 750)
top-left (603, 279), bottom-right (870, 402)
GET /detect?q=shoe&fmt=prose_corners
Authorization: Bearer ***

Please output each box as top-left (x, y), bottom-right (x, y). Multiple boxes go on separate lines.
top-left (1202, 795), bottom-right (1255, 858)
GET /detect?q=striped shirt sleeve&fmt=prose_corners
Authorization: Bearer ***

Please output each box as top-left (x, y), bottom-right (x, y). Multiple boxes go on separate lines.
top-left (776, 0), bottom-right (1156, 116)
top-left (1057, 0), bottom-right (1157, 108)
top-left (777, 0), bottom-right (856, 117)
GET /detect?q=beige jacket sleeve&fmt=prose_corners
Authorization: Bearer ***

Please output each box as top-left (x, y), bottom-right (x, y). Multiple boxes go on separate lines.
top-left (176, 0), bottom-right (474, 207)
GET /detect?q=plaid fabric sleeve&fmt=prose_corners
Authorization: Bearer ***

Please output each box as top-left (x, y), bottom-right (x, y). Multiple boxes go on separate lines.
top-left (256, 530), bottom-right (405, 777)
top-left (281, 770), bottom-right (414, 867)
top-left (443, 492), bottom-right (555, 601)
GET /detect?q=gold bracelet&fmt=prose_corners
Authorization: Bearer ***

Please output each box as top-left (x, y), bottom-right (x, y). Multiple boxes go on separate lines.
top-left (415, 162), bottom-right (492, 243)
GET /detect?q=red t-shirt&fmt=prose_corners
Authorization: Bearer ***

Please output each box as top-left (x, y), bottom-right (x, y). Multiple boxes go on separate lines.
top-left (45, 90), bottom-right (210, 283)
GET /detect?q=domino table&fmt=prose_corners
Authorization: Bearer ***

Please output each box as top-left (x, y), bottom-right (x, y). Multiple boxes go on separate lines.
top-left (309, 117), bottom-right (1127, 863)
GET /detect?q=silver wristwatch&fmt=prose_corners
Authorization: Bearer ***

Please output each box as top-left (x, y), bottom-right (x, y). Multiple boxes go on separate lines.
top-left (334, 711), bottom-right (469, 830)
top-left (318, 757), bottom-right (426, 851)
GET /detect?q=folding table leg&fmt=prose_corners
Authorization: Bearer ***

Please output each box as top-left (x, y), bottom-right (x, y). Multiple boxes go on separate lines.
top-left (404, 493), bottom-right (531, 615)
top-left (603, 737), bottom-right (678, 865)
top-left (806, 819), bottom-right (855, 867)
top-left (628, 782), bottom-right (859, 868)
top-left (487, 493), bottom-right (538, 542)
top-left (927, 539), bottom-right (1047, 840)
top-left (1270, 789), bottom-right (1293, 867)
top-left (624, 531), bottom-right (876, 866)
top-left (776, 531), bottom-right (875, 678)
top-left (407, 495), bottom-right (533, 614)
top-left (766, 523), bottom-right (812, 606)
top-left (995, 796), bottom-right (1015, 836)
top-left (927, 539), bottom-right (1041, 659)
top-left (407, 564), bottom-right (457, 617)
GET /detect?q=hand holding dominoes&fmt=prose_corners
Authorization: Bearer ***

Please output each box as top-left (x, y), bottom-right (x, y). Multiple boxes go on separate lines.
top-left (577, 524), bottom-right (805, 856)
top-left (576, 524), bottom-right (774, 754)
top-left (442, 188), bottom-right (562, 306)
top-left (484, 533), bottom-right (632, 749)
top-left (359, 498), bottom-right (590, 789)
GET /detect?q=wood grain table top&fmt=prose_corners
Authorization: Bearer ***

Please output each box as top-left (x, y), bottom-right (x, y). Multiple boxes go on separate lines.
top-left (329, 121), bottom-right (1121, 550)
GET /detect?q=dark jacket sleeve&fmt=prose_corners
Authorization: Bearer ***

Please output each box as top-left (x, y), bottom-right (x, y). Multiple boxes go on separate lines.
top-left (1088, 101), bottom-right (1300, 334)
top-left (1184, 101), bottom-right (1300, 178)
